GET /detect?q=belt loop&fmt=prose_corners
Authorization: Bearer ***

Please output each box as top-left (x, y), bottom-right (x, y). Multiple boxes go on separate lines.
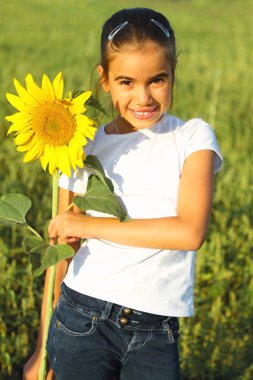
top-left (162, 316), bottom-right (171, 330)
top-left (102, 301), bottom-right (113, 320)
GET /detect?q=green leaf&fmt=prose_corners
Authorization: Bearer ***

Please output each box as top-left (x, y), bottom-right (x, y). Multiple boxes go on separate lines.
top-left (24, 236), bottom-right (47, 274)
top-left (85, 155), bottom-right (114, 192)
top-left (86, 94), bottom-right (107, 115)
top-left (85, 155), bottom-right (106, 176)
top-left (24, 236), bottom-right (75, 277)
top-left (71, 89), bottom-right (84, 98)
top-left (73, 174), bottom-right (129, 222)
top-left (0, 193), bottom-right (32, 227)
top-left (71, 91), bottom-right (107, 115)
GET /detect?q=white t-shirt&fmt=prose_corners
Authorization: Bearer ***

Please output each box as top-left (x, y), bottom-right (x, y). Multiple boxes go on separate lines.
top-left (59, 114), bottom-right (223, 317)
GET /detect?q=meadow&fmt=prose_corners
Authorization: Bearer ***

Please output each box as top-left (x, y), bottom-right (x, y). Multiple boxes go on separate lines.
top-left (0, 0), bottom-right (252, 378)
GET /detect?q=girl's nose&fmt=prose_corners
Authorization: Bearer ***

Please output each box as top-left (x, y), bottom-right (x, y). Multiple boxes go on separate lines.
top-left (135, 86), bottom-right (152, 106)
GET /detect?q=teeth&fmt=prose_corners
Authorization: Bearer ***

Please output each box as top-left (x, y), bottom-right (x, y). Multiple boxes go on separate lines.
top-left (134, 110), bottom-right (153, 116)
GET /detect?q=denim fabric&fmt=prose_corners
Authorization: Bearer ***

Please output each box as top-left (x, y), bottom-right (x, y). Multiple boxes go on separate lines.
top-left (46, 283), bottom-right (180, 380)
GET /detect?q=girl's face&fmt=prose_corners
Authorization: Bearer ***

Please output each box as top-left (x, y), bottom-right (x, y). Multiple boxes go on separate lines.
top-left (99, 42), bottom-right (173, 132)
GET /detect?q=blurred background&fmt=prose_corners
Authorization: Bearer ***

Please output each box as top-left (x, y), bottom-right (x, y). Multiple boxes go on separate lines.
top-left (0, 0), bottom-right (252, 379)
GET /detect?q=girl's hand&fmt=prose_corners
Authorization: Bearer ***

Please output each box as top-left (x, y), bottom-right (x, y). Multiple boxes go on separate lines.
top-left (48, 211), bottom-right (93, 245)
top-left (23, 350), bottom-right (54, 380)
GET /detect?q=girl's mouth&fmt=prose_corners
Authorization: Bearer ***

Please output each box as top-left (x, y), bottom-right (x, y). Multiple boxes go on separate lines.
top-left (131, 106), bottom-right (159, 120)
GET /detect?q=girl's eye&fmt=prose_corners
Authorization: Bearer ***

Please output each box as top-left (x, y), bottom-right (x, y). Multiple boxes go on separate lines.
top-left (120, 80), bottom-right (132, 86)
top-left (151, 77), bottom-right (164, 85)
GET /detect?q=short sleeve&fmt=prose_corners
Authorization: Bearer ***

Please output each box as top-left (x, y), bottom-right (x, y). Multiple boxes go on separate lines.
top-left (183, 118), bottom-right (223, 173)
top-left (58, 167), bottom-right (90, 195)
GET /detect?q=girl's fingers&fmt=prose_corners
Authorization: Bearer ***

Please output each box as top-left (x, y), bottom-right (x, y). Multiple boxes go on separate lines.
top-left (66, 236), bottom-right (80, 243)
top-left (48, 212), bottom-right (82, 242)
top-left (50, 237), bottom-right (58, 246)
top-left (48, 214), bottom-right (62, 239)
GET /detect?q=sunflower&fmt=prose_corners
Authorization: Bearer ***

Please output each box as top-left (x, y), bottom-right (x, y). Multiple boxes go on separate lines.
top-left (5, 72), bottom-right (97, 177)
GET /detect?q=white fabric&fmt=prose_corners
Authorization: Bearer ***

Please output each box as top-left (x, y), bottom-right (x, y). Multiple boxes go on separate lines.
top-left (59, 114), bottom-right (223, 316)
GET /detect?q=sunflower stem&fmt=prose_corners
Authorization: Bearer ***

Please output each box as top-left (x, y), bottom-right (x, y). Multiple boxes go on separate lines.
top-left (38, 174), bottom-right (59, 380)
top-left (26, 225), bottom-right (43, 239)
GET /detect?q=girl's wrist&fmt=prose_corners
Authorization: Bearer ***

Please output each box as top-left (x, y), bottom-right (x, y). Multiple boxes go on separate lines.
top-left (84, 215), bottom-right (104, 240)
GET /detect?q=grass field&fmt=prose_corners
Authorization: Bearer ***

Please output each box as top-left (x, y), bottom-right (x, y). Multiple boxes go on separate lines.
top-left (0, 0), bottom-right (253, 379)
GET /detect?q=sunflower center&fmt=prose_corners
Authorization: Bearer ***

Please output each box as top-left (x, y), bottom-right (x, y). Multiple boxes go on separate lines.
top-left (31, 101), bottom-right (76, 146)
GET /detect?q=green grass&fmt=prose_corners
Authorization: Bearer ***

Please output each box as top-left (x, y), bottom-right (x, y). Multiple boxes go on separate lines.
top-left (0, 0), bottom-right (253, 379)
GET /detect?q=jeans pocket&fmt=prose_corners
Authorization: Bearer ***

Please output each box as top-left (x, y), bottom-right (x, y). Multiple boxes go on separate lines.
top-left (56, 296), bottom-right (98, 337)
top-left (167, 317), bottom-right (180, 343)
top-left (160, 317), bottom-right (180, 344)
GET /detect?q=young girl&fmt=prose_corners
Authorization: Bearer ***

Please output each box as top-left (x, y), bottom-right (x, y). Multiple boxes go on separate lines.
top-left (24, 7), bottom-right (222, 380)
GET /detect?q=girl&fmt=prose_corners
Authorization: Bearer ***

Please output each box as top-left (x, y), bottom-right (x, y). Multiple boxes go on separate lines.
top-left (24, 7), bottom-right (222, 380)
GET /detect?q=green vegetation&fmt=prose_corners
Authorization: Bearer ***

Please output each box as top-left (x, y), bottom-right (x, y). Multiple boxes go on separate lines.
top-left (0, 0), bottom-right (252, 379)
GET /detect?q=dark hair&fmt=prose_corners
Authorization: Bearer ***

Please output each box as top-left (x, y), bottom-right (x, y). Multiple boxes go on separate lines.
top-left (100, 8), bottom-right (177, 83)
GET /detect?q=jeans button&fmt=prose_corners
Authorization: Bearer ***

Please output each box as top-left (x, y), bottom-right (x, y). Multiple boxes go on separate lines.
top-left (123, 308), bottom-right (132, 315)
top-left (120, 317), bottom-right (129, 326)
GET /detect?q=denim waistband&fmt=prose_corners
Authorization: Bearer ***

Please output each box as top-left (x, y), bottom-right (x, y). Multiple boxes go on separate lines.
top-left (61, 282), bottom-right (174, 332)
top-left (108, 303), bottom-right (171, 330)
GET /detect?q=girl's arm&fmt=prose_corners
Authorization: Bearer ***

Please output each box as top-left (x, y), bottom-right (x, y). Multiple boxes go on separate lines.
top-left (48, 150), bottom-right (215, 251)
top-left (23, 188), bottom-right (79, 380)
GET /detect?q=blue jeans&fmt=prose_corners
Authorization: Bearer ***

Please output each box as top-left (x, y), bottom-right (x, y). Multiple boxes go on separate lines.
top-left (47, 283), bottom-right (180, 380)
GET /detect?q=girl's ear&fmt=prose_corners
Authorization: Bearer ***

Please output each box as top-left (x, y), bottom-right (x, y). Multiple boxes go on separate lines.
top-left (97, 65), bottom-right (110, 93)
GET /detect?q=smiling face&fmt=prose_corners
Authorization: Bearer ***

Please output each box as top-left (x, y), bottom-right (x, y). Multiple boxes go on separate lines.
top-left (99, 42), bottom-right (173, 133)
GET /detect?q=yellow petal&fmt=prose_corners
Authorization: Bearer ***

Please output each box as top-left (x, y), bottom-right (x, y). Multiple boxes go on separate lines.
top-left (67, 140), bottom-right (85, 171)
top-left (68, 103), bottom-right (85, 115)
top-left (13, 78), bottom-right (38, 107)
top-left (17, 144), bottom-right (31, 152)
top-left (76, 157), bottom-right (84, 169)
top-left (16, 134), bottom-right (40, 152)
top-left (68, 138), bottom-right (80, 156)
top-left (25, 74), bottom-right (44, 102)
top-left (46, 145), bottom-right (57, 175)
top-left (42, 74), bottom-right (55, 102)
top-left (76, 147), bottom-right (85, 167)
top-left (6, 93), bottom-right (27, 112)
top-left (23, 141), bottom-right (44, 162)
top-left (66, 147), bottom-right (77, 172)
top-left (86, 125), bottom-right (97, 140)
top-left (14, 130), bottom-right (34, 145)
top-left (69, 139), bottom-right (85, 166)
top-left (73, 131), bottom-right (88, 147)
top-left (67, 138), bottom-right (78, 157)
top-left (7, 123), bottom-right (32, 135)
top-left (55, 146), bottom-right (71, 177)
top-left (73, 90), bottom-right (92, 106)
top-left (52, 72), bottom-right (63, 99)
top-left (68, 91), bottom-right (91, 115)
top-left (76, 114), bottom-right (97, 139)
top-left (76, 113), bottom-right (90, 127)
top-left (40, 152), bottom-right (49, 171)
top-left (6, 111), bottom-right (31, 124)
